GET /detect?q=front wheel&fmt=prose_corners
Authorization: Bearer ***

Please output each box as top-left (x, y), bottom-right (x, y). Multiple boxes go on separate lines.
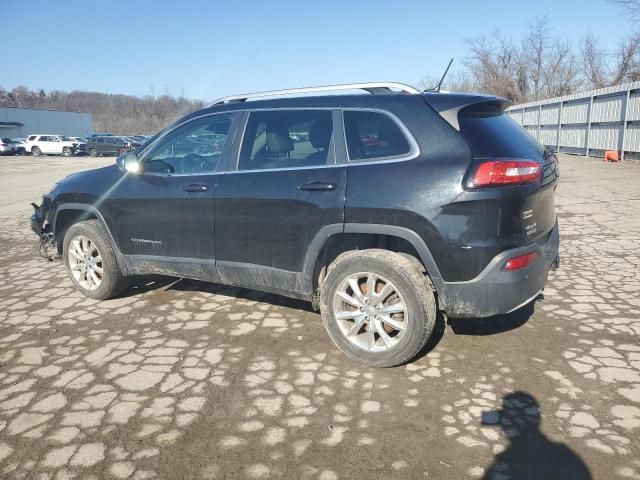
top-left (62, 147), bottom-right (72, 157)
top-left (63, 220), bottom-right (127, 300)
top-left (89, 148), bottom-right (98, 157)
top-left (320, 249), bottom-right (436, 367)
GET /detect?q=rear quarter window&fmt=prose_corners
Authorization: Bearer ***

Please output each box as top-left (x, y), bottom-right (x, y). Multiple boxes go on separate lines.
top-left (343, 110), bottom-right (412, 161)
top-left (458, 111), bottom-right (545, 159)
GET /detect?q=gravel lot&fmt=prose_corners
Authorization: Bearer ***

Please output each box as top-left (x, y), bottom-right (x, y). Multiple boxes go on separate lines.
top-left (0, 154), bottom-right (639, 480)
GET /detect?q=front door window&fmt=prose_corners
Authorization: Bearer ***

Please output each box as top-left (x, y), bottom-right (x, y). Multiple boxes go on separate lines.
top-left (142, 114), bottom-right (235, 175)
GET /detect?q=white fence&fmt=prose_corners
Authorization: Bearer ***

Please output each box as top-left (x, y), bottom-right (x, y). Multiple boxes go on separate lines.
top-left (507, 81), bottom-right (640, 160)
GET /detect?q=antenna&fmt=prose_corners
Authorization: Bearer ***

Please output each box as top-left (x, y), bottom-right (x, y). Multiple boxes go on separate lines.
top-left (428, 58), bottom-right (454, 92)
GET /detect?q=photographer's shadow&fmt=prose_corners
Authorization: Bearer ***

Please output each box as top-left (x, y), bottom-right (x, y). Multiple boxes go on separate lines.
top-left (482, 391), bottom-right (592, 480)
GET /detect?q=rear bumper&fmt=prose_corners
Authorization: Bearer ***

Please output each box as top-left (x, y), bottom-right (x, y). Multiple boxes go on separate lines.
top-left (441, 219), bottom-right (559, 318)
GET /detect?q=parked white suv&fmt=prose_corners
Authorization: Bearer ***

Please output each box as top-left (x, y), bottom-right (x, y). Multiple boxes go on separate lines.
top-left (24, 135), bottom-right (80, 156)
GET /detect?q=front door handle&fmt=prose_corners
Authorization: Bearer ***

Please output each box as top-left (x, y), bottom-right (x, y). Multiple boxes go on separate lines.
top-left (298, 181), bottom-right (337, 192)
top-left (182, 184), bottom-right (209, 193)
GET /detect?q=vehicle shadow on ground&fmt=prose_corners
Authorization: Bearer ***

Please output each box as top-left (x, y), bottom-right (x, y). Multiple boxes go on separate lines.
top-left (171, 277), bottom-right (315, 312)
top-left (124, 275), bottom-right (447, 361)
top-left (447, 295), bottom-right (541, 336)
top-left (481, 391), bottom-right (592, 480)
top-left (123, 275), bottom-right (315, 312)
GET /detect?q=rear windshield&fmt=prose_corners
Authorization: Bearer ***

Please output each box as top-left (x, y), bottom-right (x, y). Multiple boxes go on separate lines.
top-left (459, 111), bottom-right (545, 159)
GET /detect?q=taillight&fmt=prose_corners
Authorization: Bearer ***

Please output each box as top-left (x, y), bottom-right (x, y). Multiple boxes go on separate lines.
top-left (504, 251), bottom-right (537, 271)
top-left (470, 160), bottom-right (542, 187)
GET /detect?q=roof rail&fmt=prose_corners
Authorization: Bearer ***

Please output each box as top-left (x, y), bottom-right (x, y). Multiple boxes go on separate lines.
top-left (208, 82), bottom-right (421, 107)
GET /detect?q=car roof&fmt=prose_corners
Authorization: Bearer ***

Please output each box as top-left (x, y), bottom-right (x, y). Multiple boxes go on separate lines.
top-left (191, 91), bottom-right (506, 119)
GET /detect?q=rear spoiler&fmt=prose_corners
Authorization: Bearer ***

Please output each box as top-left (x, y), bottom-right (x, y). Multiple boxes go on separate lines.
top-left (422, 93), bottom-right (511, 131)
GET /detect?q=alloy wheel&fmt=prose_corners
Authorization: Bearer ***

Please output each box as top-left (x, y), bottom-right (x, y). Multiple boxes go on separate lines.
top-left (332, 272), bottom-right (408, 352)
top-left (68, 235), bottom-right (103, 291)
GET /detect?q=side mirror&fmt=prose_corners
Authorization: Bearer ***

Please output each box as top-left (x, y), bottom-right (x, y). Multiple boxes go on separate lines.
top-left (118, 151), bottom-right (141, 173)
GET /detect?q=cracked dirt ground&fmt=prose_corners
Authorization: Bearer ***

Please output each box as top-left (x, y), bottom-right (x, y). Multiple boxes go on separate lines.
top-left (0, 154), bottom-right (638, 479)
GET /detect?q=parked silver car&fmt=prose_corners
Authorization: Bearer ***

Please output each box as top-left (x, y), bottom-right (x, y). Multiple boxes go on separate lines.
top-left (0, 138), bottom-right (16, 155)
top-left (10, 138), bottom-right (26, 155)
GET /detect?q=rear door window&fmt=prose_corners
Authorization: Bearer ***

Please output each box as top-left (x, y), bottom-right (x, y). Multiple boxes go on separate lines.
top-left (238, 110), bottom-right (334, 171)
top-left (343, 110), bottom-right (412, 161)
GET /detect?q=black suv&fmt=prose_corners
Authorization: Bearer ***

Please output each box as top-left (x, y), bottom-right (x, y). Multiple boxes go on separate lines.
top-left (31, 82), bottom-right (559, 367)
top-left (87, 136), bottom-right (140, 157)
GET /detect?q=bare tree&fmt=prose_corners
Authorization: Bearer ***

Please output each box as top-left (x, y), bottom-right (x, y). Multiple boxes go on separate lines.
top-left (580, 32), bottom-right (640, 88)
top-left (609, 0), bottom-right (640, 19)
top-left (610, 33), bottom-right (640, 83)
top-left (523, 17), bottom-right (548, 99)
top-left (418, 69), bottom-right (476, 94)
top-left (520, 17), bottom-right (582, 100)
top-left (581, 33), bottom-right (608, 88)
top-left (464, 31), bottom-right (526, 102)
top-left (419, 17), bottom-right (637, 103)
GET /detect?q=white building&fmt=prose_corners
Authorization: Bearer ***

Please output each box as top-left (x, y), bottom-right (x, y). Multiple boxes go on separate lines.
top-left (0, 106), bottom-right (93, 139)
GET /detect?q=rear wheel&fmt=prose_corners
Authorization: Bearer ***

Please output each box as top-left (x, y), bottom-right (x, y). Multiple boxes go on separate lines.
top-left (320, 249), bottom-right (436, 367)
top-left (32, 146), bottom-right (42, 156)
top-left (89, 148), bottom-right (98, 157)
top-left (63, 220), bottom-right (127, 300)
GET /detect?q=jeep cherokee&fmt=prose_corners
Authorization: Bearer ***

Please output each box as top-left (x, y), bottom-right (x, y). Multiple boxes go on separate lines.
top-left (31, 82), bottom-right (560, 367)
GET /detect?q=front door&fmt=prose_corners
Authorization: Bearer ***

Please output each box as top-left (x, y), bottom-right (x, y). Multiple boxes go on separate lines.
top-left (215, 109), bottom-right (346, 294)
top-left (111, 112), bottom-right (239, 279)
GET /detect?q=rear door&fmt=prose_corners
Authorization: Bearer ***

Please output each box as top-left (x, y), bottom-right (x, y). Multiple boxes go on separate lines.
top-left (103, 138), bottom-right (116, 155)
top-left (214, 109), bottom-right (346, 293)
top-left (38, 136), bottom-right (53, 153)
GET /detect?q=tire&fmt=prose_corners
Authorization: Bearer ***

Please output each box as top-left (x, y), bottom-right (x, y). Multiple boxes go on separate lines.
top-left (62, 220), bottom-right (127, 300)
top-left (118, 147), bottom-right (127, 156)
top-left (320, 249), bottom-right (436, 367)
top-left (89, 148), bottom-right (98, 157)
top-left (32, 146), bottom-right (42, 156)
top-left (62, 147), bottom-right (72, 157)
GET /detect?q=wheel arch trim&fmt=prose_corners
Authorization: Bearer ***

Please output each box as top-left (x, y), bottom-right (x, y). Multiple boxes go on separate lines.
top-left (302, 223), bottom-right (444, 297)
top-left (54, 203), bottom-right (124, 258)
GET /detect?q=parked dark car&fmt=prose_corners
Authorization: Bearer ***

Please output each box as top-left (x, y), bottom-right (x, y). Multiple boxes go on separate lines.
top-left (88, 133), bottom-right (114, 139)
top-left (86, 136), bottom-right (140, 157)
top-left (30, 82), bottom-right (560, 367)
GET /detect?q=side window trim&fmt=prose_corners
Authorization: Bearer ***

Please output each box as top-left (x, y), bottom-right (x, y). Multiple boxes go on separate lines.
top-left (341, 108), bottom-right (420, 164)
top-left (137, 111), bottom-right (240, 177)
top-left (232, 108), bottom-right (337, 173)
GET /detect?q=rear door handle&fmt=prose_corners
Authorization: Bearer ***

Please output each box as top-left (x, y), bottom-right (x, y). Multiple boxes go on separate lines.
top-left (182, 184), bottom-right (209, 193)
top-left (298, 181), bottom-right (337, 192)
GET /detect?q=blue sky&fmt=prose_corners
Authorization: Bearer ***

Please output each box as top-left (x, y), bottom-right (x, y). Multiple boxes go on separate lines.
top-left (1, 0), bottom-right (632, 101)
